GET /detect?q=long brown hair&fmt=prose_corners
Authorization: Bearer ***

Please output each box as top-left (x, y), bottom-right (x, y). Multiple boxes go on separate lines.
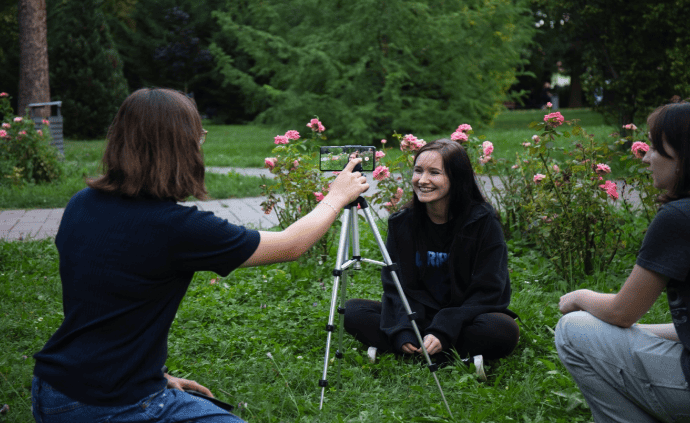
top-left (88, 88), bottom-right (207, 201)
top-left (647, 101), bottom-right (690, 203)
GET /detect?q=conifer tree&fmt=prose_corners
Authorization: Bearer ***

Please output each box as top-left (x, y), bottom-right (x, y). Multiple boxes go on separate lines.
top-left (47, 0), bottom-right (129, 138)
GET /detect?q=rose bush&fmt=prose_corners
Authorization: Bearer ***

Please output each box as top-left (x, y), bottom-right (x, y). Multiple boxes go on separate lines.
top-left (260, 118), bottom-right (336, 258)
top-left (264, 109), bottom-right (655, 281)
top-left (0, 92), bottom-right (62, 186)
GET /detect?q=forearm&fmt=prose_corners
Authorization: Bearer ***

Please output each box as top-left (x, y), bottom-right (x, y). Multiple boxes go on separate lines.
top-left (570, 290), bottom-right (633, 327)
top-left (637, 323), bottom-right (680, 341)
top-left (281, 193), bottom-right (346, 258)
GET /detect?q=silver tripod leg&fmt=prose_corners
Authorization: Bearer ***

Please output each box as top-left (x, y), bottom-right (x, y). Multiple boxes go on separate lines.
top-left (319, 207), bottom-right (354, 410)
top-left (359, 204), bottom-right (454, 419)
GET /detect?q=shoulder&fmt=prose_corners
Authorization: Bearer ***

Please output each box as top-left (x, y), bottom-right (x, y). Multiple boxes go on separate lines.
top-left (388, 207), bottom-right (413, 226)
top-left (463, 202), bottom-right (498, 226)
top-left (658, 197), bottom-right (690, 220)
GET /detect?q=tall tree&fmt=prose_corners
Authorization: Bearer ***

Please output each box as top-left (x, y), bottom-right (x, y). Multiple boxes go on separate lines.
top-left (212, 0), bottom-right (535, 141)
top-left (18, 0), bottom-right (49, 117)
top-left (531, 0), bottom-right (690, 126)
top-left (47, 0), bottom-right (129, 138)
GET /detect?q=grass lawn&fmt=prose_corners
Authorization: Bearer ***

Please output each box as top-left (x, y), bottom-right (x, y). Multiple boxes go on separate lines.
top-left (0, 108), bottom-right (630, 210)
top-left (0, 218), bottom-right (669, 422)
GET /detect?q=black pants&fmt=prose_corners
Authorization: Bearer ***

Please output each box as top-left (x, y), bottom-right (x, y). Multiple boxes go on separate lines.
top-left (343, 298), bottom-right (520, 360)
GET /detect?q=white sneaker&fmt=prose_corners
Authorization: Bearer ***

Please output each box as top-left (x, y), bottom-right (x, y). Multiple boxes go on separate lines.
top-left (473, 355), bottom-right (487, 381)
top-left (367, 346), bottom-right (377, 363)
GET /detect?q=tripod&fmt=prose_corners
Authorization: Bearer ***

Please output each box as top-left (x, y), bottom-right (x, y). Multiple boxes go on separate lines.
top-left (317, 196), bottom-right (453, 419)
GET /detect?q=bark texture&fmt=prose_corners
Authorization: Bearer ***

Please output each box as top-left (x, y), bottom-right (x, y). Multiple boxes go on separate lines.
top-left (18, 0), bottom-right (50, 118)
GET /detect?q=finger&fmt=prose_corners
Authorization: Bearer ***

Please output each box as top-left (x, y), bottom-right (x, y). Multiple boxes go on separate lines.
top-left (184, 381), bottom-right (214, 398)
top-left (343, 157), bottom-right (363, 171)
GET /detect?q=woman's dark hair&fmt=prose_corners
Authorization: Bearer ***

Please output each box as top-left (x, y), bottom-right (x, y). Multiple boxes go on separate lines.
top-left (88, 88), bottom-right (207, 201)
top-left (647, 101), bottom-right (690, 203)
top-left (403, 138), bottom-right (487, 232)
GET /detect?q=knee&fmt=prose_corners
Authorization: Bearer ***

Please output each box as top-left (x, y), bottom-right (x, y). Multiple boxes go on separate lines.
top-left (555, 311), bottom-right (597, 357)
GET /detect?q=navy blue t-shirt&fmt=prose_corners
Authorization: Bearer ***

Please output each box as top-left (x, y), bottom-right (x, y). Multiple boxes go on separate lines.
top-left (636, 197), bottom-right (690, 385)
top-left (33, 188), bottom-right (260, 405)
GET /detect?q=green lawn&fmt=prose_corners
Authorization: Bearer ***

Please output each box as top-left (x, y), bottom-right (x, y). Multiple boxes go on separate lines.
top-left (0, 220), bottom-right (668, 422)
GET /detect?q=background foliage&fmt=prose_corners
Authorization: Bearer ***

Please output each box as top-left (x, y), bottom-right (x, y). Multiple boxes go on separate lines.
top-left (211, 0), bottom-right (535, 142)
top-left (46, 0), bottom-right (129, 138)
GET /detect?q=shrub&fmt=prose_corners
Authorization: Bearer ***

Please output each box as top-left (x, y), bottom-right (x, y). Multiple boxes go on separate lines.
top-left (0, 93), bottom-right (62, 186)
top-left (260, 118), bottom-right (336, 258)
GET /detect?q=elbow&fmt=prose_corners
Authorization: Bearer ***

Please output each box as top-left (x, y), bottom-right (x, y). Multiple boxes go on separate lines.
top-left (608, 309), bottom-right (637, 328)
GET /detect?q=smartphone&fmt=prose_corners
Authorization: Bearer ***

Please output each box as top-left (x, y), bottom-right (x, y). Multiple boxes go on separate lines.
top-left (319, 145), bottom-right (376, 172)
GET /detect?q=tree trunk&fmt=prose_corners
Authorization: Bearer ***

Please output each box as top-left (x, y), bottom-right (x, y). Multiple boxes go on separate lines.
top-left (569, 67), bottom-right (583, 108)
top-left (18, 0), bottom-right (50, 118)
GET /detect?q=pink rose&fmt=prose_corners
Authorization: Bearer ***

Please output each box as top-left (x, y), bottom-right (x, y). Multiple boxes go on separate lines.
top-left (400, 134), bottom-right (419, 151)
top-left (553, 164), bottom-right (560, 173)
top-left (522, 142), bottom-right (531, 148)
top-left (623, 123), bottom-right (638, 131)
top-left (375, 151), bottom-right (385, 159)
top-left (533, 174), bottom-right (546, 183)
top-left (411, 138), bottom-right (426, 151)
top-left (456, 123), bottom-right (472, 133)
top-left (264, 157), bottom-right (277, 170)
top-left (450, 131), bottom-right (468, 142)
top-left (285, 130), bottom-right (300, 140)
top-left (292, 160), bottom-right (299, 169)
top-left (546, 102), bottom-right (552, 108)
top-left (307, 118), bottom-right (325, 132)
top-left (532, 135), bottom-right (540, 143)
top-left (479, 155), bottom-right (492, 164)
top-left (13, 117), bottom-right (22, 123)
top-left (0, 130), bottom-right (6, 138)
top-left (631, 142), bottom-right (650, 158)
top-left (373, 165), bottom-right (390, 181)
top-left (37, 129), bottom-right (43, 136)
top-left (543, 111), bottom-right (564, 127)
top-left (595, 163), bottom-right (611, 175)
top-left (0, 92), bottom-right (8, 97)
top-left (631, 141), bottom-right (650, 159)
top-left (511, 164), bottom-right (519, 169)
top-left (42, 119), bottom-right (50, 125)
top-left (599, 180), bottom-right (619, 200)
top-left (274, 135), bottom-right (289, 145)
top-left (482, 141), bottom-right (494, 156)
top-left (2, 123), bottom-right (9, 129)
top-left (381, 139), bottom-right (387, 144)
top-left (314, 192), bottom-right (325, 202)
top-left (19, 131), bottom-right (26, 135)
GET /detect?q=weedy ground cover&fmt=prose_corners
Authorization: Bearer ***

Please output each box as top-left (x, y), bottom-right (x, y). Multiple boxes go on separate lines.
top-left (0, 214), bottom-right (669, 422)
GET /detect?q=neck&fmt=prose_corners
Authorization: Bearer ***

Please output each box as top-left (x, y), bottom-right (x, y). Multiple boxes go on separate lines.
top-left (425, 202), bottom-right (449, 224)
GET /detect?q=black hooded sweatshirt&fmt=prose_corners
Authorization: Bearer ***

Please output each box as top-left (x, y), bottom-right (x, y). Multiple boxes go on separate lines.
top-left (380, 202), bottom-right (516, 352)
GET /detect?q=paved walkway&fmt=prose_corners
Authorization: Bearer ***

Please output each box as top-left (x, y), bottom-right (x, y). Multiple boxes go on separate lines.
top-left (0, 167), bottom-right (643, 242)
top-left (0, 167), bottom-right (387, 241)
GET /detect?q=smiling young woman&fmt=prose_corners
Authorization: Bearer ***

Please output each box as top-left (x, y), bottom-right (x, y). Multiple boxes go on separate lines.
top-left (556, 101), bottom-right (690, 422)
top-left (343, 139), bottom-right (519, 376)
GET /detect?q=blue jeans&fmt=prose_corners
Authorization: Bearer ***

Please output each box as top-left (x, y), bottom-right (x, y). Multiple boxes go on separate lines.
top-left (31, 376), bottom-right (245, 423)
top-left (556, 311), bottom-right (690, 422)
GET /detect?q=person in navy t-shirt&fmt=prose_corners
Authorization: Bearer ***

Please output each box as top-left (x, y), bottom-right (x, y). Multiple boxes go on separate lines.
top-left (30, 88), bottom-right (369, 423)
top-left (556, 101), bottom-right (690, 422)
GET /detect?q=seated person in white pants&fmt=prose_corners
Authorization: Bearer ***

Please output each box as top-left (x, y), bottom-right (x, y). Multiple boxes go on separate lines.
top-left (556, 101), bottom-right (690, 422)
